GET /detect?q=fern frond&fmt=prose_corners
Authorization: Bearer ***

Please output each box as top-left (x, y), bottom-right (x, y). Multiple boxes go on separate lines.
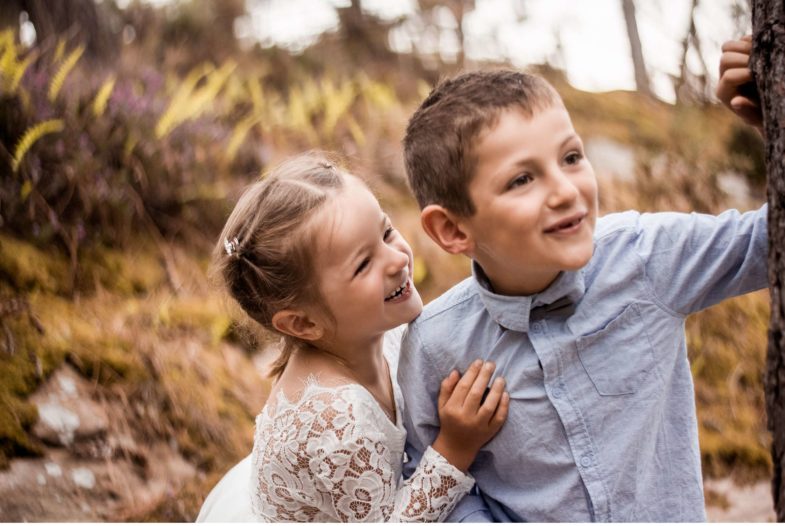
top-left (247, 77), bottom-right (264, 112)
top-left (12, 119), bottom-right (64, 173)
top-left (92, 75), bottom-right (116, 117)
top-left (155, 63), bottom-right (213, 138)
top-left (48, 44), bottom-right (84, 101)
top-left (53, 38), bottom-right (66, 63)
top-left (225, 113), bottom-right (262, 162)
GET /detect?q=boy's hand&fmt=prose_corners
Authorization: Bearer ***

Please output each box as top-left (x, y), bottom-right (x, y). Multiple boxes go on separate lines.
top-left (432, 360), bottom-right (510, 473)
top-left (717, 35), bottom-right (763, 130)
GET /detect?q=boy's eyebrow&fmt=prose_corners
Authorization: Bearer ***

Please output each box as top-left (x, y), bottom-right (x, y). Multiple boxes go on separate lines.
top-left (502, 133), bottom-right (582, 171)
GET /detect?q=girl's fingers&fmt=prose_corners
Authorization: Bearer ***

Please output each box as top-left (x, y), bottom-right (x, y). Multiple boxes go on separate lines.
top-left (450, 360), bottom-right (483, 402)
top-left (478, 377), bottom-right (505, 421)
top-left (492, 392), bottom-right (510, 428)
top-left (464, 361), bottom-right (495, 409)
top-left (438, 370), bottom-right (460, 409)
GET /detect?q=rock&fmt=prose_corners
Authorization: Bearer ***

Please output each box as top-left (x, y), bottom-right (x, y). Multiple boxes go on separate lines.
top-left (585, 136), bottom-right (637, 183)
top-left (31, 365), bottom-right (110, 448)
top-left (71, 468), bottom-right (95, 490)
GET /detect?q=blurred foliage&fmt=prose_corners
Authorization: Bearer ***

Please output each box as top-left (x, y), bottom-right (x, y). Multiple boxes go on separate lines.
top-left (0, 0), bottom-right (774, 520)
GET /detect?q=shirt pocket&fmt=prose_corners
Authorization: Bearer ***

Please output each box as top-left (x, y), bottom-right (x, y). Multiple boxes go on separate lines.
top-left (576, 303), bottom-right (654, 396)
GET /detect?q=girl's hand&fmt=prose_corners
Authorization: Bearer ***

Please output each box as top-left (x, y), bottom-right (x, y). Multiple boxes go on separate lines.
top-left (717, 35), bottom-right (763, 130)
top-left (432, 360), bottom-right (509, 472)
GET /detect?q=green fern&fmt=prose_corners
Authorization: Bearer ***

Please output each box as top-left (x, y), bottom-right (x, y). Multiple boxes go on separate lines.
top-left (48, 45), bottom-right (84, 102)
top-left (12, 119), bottom-right (65, 173)
top-left (92, 75), bottom-right (116, 117)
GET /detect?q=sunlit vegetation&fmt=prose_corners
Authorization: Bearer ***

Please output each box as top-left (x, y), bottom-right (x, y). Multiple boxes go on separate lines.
top-left (0, 1), bottom-right (772, 518)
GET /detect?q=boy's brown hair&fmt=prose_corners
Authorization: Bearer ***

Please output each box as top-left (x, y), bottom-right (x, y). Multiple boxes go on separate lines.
top-left (403, 70), bottom-right (562, 216)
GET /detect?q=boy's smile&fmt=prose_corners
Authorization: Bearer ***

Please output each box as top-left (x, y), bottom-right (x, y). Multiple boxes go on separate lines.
top-left (459, 105), bottom-right (598, 296)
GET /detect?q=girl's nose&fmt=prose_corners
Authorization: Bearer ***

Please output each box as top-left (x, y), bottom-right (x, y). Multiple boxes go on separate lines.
top-left (385, 244), bottom-right (409, 274)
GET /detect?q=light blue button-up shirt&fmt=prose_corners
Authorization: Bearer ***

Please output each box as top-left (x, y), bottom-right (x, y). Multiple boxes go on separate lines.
top-left (399, 205), bottom-right (768, 522)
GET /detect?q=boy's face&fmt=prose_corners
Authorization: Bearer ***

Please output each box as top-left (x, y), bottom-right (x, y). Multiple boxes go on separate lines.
top-left (459, 105), bottom-right (598, 296)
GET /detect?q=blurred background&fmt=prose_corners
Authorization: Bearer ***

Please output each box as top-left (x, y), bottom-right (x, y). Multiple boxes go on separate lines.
top-left (0, 0), bottom-right (774, 520)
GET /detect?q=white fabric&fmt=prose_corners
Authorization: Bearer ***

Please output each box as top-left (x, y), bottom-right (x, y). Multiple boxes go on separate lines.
top-left (196, 454), bottom-right (255, 522)
top-left (196, 326), bottom-right (474, 522)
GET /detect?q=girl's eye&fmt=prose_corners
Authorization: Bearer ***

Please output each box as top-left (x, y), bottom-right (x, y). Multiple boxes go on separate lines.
top-left (508, 174), bottom-right (533, 189)
top-left (355, 257), bottom-right (370, 276)
top-left (383, 226), bottom-right (394, 241)
top-left (565, 151), bottom-right (583, 165)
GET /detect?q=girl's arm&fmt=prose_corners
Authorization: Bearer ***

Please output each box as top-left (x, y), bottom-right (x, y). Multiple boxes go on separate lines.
top-left (252, 364), bottom-right (508, 522)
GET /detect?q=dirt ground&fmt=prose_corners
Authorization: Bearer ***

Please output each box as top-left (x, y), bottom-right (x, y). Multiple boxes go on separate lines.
top-left (705, 477), bottom-right (775, 522)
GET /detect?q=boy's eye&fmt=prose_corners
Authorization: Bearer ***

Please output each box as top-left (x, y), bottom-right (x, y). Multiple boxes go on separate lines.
top-left (564, 151), bottom-right (583, 165)
top-left (383, 226), bottom-right (394, 241)
top-left (355, 257), bottom-right (370, 276)
top-left (508, 174), bottom-right (533, 189)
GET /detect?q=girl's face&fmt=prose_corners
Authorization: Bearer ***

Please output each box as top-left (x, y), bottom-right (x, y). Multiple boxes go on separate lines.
top-left (314, 177), bottom-right (423, 348)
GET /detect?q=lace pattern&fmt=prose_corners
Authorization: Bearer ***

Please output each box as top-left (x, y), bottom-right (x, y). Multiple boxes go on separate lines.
top-left (250, 378), bottom-right (474, 522)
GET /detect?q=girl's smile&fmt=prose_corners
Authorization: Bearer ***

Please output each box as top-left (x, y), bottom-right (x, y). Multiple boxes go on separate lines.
top-left (314, 176), bottom-right (423, 348)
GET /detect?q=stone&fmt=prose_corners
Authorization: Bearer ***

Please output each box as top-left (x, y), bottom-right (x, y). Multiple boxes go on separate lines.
top-left (31, 365), bottom-right (110, 448)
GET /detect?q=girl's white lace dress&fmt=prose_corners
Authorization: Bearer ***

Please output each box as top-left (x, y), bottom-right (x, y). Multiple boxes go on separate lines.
top-left (197, 326), bottom-right (474, 522)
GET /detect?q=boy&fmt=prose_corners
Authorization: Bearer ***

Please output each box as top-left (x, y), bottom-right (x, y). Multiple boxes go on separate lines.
top-left (398, 37), bottom-right (765, 521)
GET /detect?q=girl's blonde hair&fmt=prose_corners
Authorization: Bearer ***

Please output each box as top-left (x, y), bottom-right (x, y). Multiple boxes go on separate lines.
top-left (212, 152), bottom-right (347, 379)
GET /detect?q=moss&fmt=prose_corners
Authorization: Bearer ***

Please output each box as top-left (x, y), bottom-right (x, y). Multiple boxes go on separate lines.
top-left (77, 244), bottom-right (166, 295)
top-left (0, 235), bottom-right (70, 294)
top-left (157, 295), bottom-right (233, 344)
top-left (687, 291), bottom-right (770, 481)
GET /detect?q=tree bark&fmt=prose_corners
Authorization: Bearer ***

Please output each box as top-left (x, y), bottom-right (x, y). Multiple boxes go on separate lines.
top-left (751, 0), bottom-right (785, 520)
top-left (621, 0), bottom-right (652, 97)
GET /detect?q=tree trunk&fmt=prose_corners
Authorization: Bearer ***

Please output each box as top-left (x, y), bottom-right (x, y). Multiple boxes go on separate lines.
top-left (751, 0), bottom-right (785, 520)
top-left (621, 0), bottom-right (652, 97)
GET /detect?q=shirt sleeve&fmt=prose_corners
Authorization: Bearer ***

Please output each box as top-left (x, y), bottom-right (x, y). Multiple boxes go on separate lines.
top-left (636, 204), bottom-right (768, 316)
top-left (398, 323), bottom-right (443, 477)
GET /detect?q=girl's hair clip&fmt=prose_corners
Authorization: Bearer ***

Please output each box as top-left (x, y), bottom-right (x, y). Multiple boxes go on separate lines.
top-left (224, 236), bottom-right (240, 256)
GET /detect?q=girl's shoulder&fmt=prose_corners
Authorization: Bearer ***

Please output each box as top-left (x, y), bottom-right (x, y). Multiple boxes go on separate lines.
top-left (258, 374), bottom-right (392, 436)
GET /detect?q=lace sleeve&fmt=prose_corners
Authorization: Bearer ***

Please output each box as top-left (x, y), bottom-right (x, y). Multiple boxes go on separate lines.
top-left (251, 384), bottom-right (474, 522)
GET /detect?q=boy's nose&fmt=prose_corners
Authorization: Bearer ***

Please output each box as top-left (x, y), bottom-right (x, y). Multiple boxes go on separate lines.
top-left (546, 169), bottom-right (579, 208)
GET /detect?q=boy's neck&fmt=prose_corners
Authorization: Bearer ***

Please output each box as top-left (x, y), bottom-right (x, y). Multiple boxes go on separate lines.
top-left (476, 261), bottom-right (561, 297)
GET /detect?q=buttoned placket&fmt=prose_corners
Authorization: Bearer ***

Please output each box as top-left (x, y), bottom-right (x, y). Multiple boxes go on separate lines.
top-left (527, 317), bottom-right (613, 522)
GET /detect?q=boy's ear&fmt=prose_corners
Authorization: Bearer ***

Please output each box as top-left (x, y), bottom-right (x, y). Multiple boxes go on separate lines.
top-left (420, 204), bottom-right (474, 255)
top-left (271, 310), bottom-right (324, 342)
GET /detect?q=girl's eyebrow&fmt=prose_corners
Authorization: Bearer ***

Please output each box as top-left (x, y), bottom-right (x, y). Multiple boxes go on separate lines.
top-left (343, 213), bottom-right (388, 273)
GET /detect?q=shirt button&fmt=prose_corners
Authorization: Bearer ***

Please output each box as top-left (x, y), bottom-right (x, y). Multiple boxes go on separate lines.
top-left (530, 322), bottom-right (542, 333)
top-left (580, 455), bottom-right (592, 467)
top-left (551, 387), bottom-right (563, 399)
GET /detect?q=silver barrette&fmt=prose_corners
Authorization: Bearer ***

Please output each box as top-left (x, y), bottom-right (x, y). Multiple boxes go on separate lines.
top-left (224, 236), bottom-right (240, 256)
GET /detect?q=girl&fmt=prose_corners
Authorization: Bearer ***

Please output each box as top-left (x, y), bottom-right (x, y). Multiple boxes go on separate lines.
top-left (199, 153), bottom-right (509, 522)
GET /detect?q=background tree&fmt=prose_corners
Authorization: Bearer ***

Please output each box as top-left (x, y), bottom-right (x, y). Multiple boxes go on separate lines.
top-left (751, 0), bottom-right (785, 520)
top-left (621, 0), bottom-right (653, 97)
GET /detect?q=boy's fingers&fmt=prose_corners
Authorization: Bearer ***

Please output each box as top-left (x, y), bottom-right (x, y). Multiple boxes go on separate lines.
top-left (719, 51), bottom-right (751, 76)
top-left (717, 68), bottom-right (753, 103)
top-left (721, 39), bottom-right (752, 54)
top-left (478, 377), bottom-right (505, 421)
top-left (451, 360), bottom-right (483, 402)
top-left (438, 370), bottom-right (460, 408)
top-left (465, 361), bottom-right (495, 409)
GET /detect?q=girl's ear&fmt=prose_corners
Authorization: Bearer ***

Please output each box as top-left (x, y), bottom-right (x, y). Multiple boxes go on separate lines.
top-left (420, 204), bottom-right (474, 256)
top-left (271, 310), bottom-right (324, 341)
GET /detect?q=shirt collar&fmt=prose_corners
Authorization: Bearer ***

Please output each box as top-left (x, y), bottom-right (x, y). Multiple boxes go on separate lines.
top-left (471, 261), bottom-right (586, 333)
